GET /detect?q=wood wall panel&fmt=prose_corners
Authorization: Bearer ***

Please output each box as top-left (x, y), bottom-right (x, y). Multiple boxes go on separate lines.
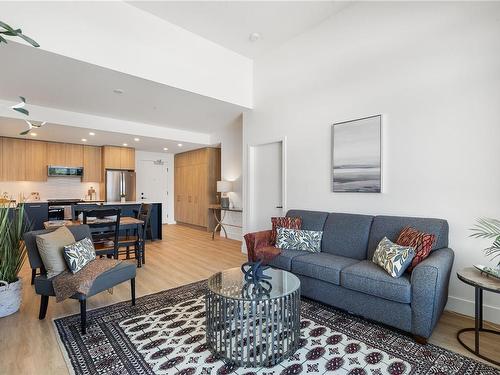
top-left (174, 147), bottom-right (221, 229)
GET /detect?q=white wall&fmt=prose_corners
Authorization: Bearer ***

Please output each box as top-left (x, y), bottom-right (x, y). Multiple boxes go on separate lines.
top-left (0, 178), bottom-right (100, 202)
top-left (135, 151), bottom-right (175, 224)
top-left (244, 2), bottom-right (500, 323)
top-left (212, 116), bottom-right (244, 240)
top-left (1, 2), bottom-right (252, 108)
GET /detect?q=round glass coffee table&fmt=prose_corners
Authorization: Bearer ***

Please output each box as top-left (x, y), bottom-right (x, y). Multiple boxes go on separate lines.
top-left (206, 267), bottom-right (301, 367)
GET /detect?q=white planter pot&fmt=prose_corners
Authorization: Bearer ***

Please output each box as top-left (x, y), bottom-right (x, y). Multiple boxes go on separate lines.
top-left (0, 278), bottom-right (22, 318)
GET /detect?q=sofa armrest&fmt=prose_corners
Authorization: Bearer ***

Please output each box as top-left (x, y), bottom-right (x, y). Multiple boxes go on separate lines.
top-left (244, 230), bottom-right (273, 262)
top-left (411, 247), bottom-right (455, 338)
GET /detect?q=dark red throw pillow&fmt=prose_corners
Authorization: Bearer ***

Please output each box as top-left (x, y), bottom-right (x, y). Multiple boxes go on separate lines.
top-left (396, 226), bottom-right (436, 272)
top-left (270, 217), bottom-right (302, 246)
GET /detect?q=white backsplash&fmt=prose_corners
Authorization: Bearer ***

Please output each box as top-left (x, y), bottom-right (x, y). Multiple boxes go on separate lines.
top-left (0, 178), bottom-right (100, 202)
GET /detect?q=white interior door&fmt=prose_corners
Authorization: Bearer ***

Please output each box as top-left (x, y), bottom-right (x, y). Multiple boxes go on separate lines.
top-left (249, 140), bottom-right (285, 232)
top-left (136, 159), bottom-right (169, 223)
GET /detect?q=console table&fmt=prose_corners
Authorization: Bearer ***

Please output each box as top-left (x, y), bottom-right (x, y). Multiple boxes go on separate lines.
top-left (208, 204), bottom-right (242, 240)
top-left (456, 267), bottom-right (500, 366)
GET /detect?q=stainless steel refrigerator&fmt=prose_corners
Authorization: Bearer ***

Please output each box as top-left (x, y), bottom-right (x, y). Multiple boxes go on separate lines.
top-left (105, 170), bottom-right (136, 202)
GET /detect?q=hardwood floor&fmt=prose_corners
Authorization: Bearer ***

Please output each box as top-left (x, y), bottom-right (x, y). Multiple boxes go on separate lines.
top-left (0, 224), bottom-right (498, 374)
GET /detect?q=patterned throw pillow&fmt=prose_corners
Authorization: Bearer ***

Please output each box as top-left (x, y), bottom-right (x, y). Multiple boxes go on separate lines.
top-left (275, 227), bottom-right (323, 253)
top-left (270, 217), bottom-right (302, 245)
top-left (372, 237), bottom-right (415, 278)
top-left (396, 226), bottom-right (436, 272)
top-left (63, 237), bottom-right (96, 274)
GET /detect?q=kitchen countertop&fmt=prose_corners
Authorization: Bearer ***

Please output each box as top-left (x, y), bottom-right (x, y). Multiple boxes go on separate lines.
top-left (76, 201), bottom-right (161, 205)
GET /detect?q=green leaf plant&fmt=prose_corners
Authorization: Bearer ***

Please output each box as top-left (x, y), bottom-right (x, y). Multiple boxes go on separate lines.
top-left (0, 203), bottom-right (31, 284)
top-left (470, 217), bottom-right (500, 266)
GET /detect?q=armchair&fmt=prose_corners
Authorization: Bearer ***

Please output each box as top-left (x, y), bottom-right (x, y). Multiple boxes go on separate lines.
top-left (24, 225), bottom-right (137, 334)
top-left (243, 230), bottom-right (281, 264)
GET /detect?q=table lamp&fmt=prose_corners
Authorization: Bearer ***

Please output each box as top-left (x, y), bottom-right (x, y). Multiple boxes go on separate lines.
top-left (217, 180), bottom-right (232, 209)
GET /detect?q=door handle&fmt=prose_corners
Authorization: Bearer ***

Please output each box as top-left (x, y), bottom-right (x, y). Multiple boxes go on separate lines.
top-left (276, 206), bottom-right (283, 209)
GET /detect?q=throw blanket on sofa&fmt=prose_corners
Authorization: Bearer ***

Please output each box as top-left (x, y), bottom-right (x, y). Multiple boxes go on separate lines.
top-left (53, 259), bottom-right (121, 302)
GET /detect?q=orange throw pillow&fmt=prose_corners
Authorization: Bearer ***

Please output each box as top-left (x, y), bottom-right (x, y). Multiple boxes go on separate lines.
top-left (270, 217), bottom-right (302, 246)
top-left (396, 226), bottom-right (436, 272)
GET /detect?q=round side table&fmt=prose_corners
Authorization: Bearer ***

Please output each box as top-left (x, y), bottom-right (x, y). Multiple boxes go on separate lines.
top-left (456, 267), bottom-right (500, 366)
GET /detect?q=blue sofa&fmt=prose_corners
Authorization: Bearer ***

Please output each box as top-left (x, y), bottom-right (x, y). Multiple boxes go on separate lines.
top-left (261, 210), bottom-right (454, 342)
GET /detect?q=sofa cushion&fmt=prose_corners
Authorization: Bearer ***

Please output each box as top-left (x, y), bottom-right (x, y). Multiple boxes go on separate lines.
top-left (270, 216), bottom-right (302, 245)
top-left (372, 237), bottom-right (415, 278)
top-left (276, 228), bottom-right (323, 253)
top-left (341, 260), bottom-right (412, 303)
top-left (396, 226), bottom-right (436, 272)
top-left (321, 213), bottom-right (374, 259)
top-left (292, 252), bottom-right (359, 285)
top-left (268, 249), bottom-right (305, 271)
top-left (367, 215), bottom-right (448, 260)
top-left (286, 210), bottom-right (329, 231)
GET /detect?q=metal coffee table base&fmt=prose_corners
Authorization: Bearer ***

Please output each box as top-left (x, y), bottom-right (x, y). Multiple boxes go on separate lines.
top-left (205, 289), bottom-right (301, 367)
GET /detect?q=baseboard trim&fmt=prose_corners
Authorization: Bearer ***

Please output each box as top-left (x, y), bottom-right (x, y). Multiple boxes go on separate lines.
top-left (446, 295), bottom-right (500, 325)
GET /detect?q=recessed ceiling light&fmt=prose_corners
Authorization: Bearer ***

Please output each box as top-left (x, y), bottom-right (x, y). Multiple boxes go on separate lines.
top-left (89, 132), bottom-right (95, 136)
top-left (123, 143), bottom-right (128, 146)
top-left (178, 143), bottom-right (183, 147)
top-left (134, 137), bottom-right (140, 142)
top-left (163, 147), bottom-right (168, 151)
top-left (113, 89), bottom-right (124, 94)
top-left (30, 132), bottom-right (37, 137)
top-left (81, 138), bottom-right (87, 142)
top-left (249, 32), bottom-right (261, 42)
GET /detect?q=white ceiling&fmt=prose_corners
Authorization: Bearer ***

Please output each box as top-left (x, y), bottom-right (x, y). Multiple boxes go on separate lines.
top-left (128, 1), bottom-right (350, 58)
top-left (0, 42), bottom-right (245, 134)
top-left (0, 117), bottom-right (205, 154)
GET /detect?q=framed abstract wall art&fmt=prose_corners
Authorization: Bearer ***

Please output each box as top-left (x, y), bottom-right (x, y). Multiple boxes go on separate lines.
top-left (331, 115), bottom-right (382, 193)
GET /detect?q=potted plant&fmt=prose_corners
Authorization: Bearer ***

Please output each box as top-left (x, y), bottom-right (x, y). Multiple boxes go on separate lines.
top-left (0, 203), bottom-right (30, 318)
top-left (470, 218), bottom-right (500, 277)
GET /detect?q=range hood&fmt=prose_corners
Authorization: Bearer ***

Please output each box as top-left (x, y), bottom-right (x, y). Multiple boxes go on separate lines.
top-left (47, 166), bottom-right (84, 177)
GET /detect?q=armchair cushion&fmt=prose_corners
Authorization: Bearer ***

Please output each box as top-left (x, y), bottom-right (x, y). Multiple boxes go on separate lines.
top-left (34, 261), bottom-right (136, 299)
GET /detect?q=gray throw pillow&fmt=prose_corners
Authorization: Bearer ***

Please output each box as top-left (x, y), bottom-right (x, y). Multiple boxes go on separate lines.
top-left (275, 227), bottom-right (323, 252)
top-left (373, 237), bottom-right (415, 278)
top-left (36, 226), bottom-right (76, 278)
top-left (63, 237), bottom-right (96, 274)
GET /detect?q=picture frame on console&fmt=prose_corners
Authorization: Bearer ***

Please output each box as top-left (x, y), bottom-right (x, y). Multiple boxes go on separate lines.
top-left (331, 114), bottom-right (382, 193)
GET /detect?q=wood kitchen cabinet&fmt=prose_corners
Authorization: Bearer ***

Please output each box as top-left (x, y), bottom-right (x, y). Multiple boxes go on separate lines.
top-left (102, 146), bottom-right (135, 170)
top-left (82, 145), bottom-right (102, 182)
top-left (65, 144), bottom-right (83, 167)
top-left (2, 138), bottom-right (26, 181)
top-left (25, 140), bottom-right (47, 181)
top-left (46, 142), bottom-right (66, 166)
top-left (47, 142), bottom-right (83, 167)
top-left (174, 147), bottom-right (220, 229)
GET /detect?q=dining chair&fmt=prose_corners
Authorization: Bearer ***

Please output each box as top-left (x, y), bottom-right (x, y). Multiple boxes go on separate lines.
top-left (133, 203), bottom-right (153, 264)
top-left (82, 208), bottom-right (121, 259)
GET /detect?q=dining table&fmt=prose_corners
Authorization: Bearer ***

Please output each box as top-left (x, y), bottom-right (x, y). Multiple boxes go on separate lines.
top-left (43, 216), bottom-right (145, 267)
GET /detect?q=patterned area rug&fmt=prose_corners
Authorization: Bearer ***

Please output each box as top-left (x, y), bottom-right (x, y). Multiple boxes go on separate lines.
top-left (53, 281), bottom-right (499, 375)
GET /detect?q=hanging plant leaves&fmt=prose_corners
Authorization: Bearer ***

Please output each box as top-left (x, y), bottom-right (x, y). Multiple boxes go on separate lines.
top-left (0, 20), bottom-right (39, 47)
